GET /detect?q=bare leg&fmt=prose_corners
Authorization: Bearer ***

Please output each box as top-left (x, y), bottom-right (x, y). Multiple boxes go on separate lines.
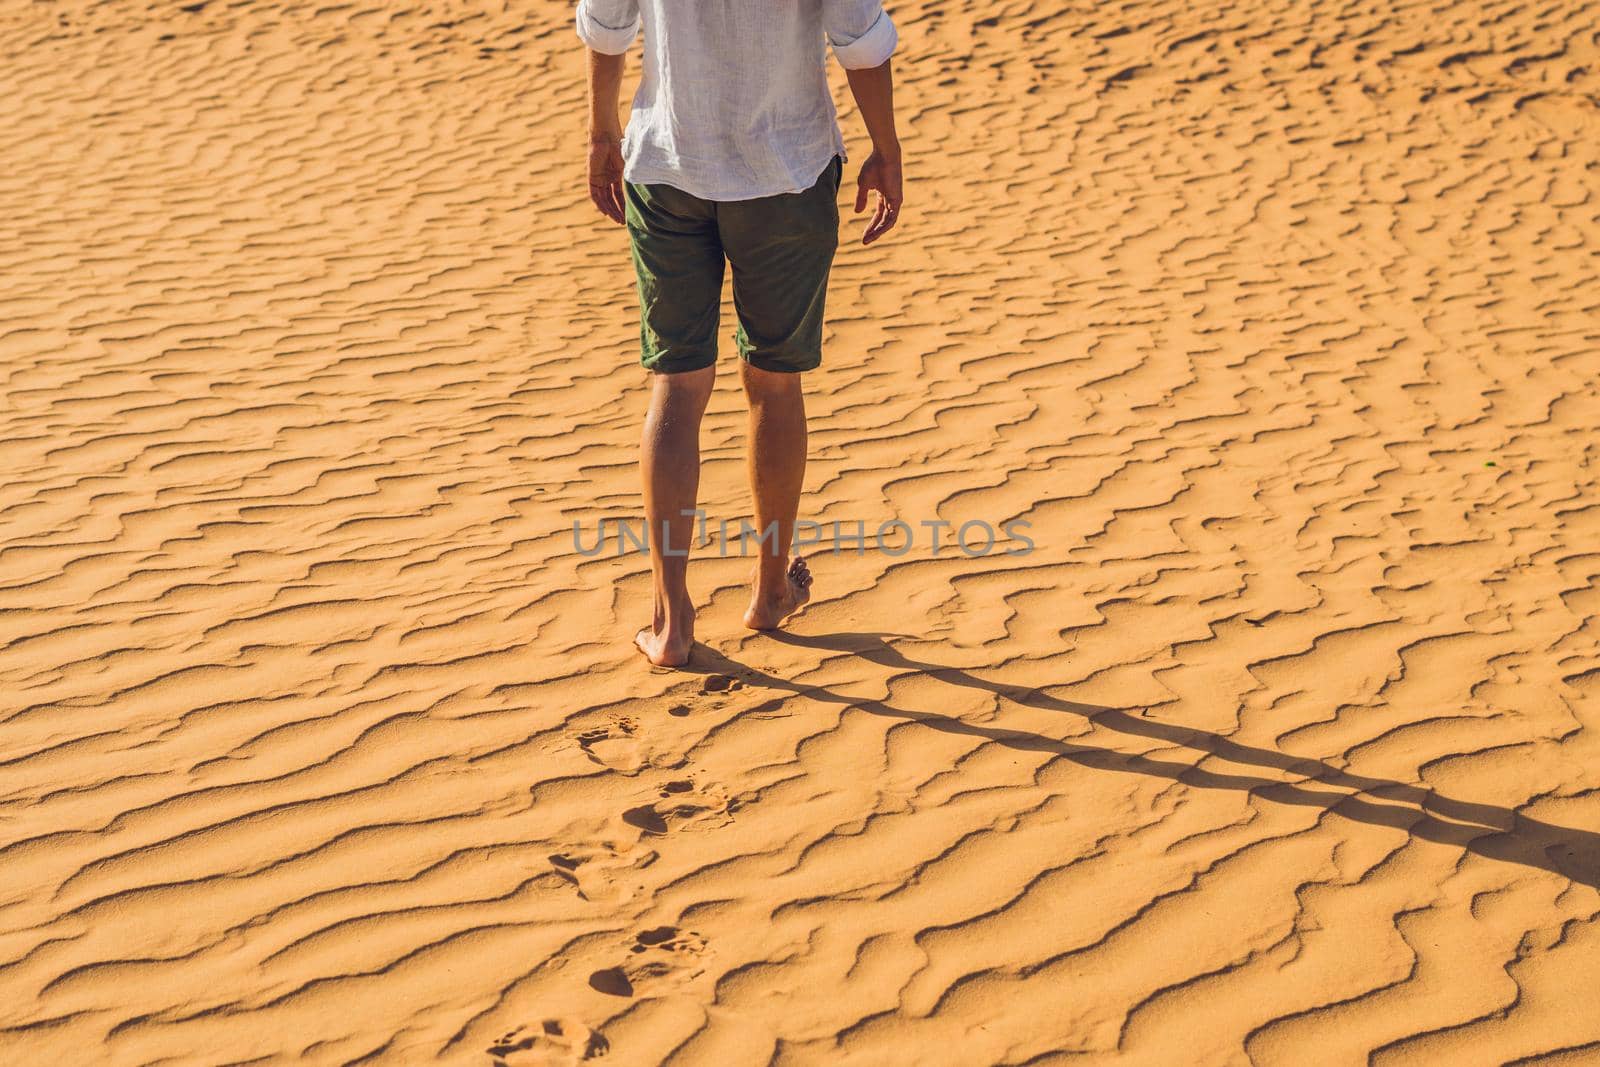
top-left (635, 366), bottom-right (715, 666)
top-left (740, 362), bottom-right (813, 630)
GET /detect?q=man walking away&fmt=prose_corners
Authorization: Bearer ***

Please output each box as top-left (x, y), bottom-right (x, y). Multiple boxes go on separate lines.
top-left (578, 0), bottom-right (903, 667)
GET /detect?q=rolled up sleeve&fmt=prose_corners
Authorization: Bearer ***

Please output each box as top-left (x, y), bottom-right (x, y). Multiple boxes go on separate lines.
top-left (575, 0), bottom-right (640, 55)
top-left (824, 0), bottom-right (898, 69)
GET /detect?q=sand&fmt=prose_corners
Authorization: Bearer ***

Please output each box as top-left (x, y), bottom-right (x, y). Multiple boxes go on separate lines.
top-left (2, 0), bottom-right (1598, 1063)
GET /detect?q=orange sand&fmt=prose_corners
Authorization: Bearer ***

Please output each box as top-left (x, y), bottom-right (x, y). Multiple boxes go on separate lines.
top-left (2, 1), bottom-right (1598, 1064)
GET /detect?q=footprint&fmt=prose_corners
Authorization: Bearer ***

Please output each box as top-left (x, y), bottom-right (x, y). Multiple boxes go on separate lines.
top-left (621, 778), bottom-right (732, 837)
top-left (545, 845), bottom-right (655, 904)
top-left (588, 927), bottom-right (710, 998)
top-left (486, 1018), bottom-right (608, 1064)
top-left (700, 674), bottom-right (742, 695)
top-left (573, 716), bottom-right (643, 772)
top-left (620, 806), bottom-right (669, 836)
top-left (586, 966), bottom-right (633, 997)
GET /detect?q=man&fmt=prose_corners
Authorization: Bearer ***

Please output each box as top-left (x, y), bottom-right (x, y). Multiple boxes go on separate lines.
top-left (577, 0), bottom-right (903, 667)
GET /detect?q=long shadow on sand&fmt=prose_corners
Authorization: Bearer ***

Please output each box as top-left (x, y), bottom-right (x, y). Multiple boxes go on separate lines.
top-left (683, 631), bottom-right (1599, 890)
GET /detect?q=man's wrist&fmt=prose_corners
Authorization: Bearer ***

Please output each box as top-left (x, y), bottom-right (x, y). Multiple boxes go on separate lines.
top-left (871, 138), bottom-right (902, 161)
top-left (590, 128), bottom-right (623, 143)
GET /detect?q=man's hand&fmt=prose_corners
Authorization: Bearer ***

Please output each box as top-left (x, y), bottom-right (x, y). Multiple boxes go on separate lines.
top-left (588, 133), bottom-right (627, 225)
top-left (586, 47), bottom-right (627, 225)
top-left (843, 57), bottom-right (902, 245)
top-left (854, 147), bottom-right (902, 245)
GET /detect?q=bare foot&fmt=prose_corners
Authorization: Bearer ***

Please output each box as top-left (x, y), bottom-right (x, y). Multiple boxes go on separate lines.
top-left (635, 624), bottom-right (692, 668)
top-left (743, 557), bottom-right (812, 631)
top-left (635, 594), bottom-right (694, 667)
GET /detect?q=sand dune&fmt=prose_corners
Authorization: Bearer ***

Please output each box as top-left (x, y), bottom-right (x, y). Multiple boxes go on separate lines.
top-left (3, 0), bottom-right (1599, 1063)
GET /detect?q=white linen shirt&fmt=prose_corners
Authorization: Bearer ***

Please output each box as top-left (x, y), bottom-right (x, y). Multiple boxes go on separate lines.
top-left (576, 0), bottom-right (898, 202)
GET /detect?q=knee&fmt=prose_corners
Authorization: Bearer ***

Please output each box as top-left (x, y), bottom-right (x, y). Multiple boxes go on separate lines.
top-left (740, 362), bottom-right (803, 404)
top-left (651, 365), bottom-right (716, 413)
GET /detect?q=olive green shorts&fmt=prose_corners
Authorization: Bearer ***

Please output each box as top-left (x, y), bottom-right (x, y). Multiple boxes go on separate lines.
top-left (624, 155), bottom-right (842, 374)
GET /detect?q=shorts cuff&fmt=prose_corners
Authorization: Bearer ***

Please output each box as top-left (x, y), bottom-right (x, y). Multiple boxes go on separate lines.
top-left (643, 351), bottom-right (718, 374)
top-left (741, 350), bottom-right (819, 374)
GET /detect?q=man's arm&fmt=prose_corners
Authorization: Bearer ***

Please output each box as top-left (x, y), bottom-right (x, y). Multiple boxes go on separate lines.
top-left (824, 1), bottom-right (903, 244)
top-left (574, 0), bottom-right (640, 225)
top-left (844, 61), bottom-right (901, 245)
top-left (587, 49), bottom-right (627, 225)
